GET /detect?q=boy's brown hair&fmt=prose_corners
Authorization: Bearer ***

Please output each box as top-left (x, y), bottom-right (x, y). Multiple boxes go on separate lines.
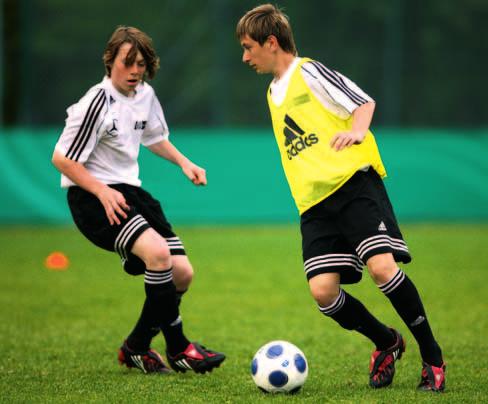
top-left (236, 4), bottom-right (297, 55)
top-left (103, 26), bottom-right (160, 80)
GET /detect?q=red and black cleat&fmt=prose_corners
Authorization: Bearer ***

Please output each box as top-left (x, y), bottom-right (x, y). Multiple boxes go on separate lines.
top-left (166, 342), bottom-right (226, 374)
top-left (369, 328), bottom-right (406, 388)
top-left (418, 362), bottom-right (446, 392)
top-left (118, 340), bottom-right (171, 374)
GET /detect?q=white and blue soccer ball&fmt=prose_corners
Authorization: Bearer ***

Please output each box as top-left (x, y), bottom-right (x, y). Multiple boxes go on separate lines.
top-left (251, 340), bottom-right (308, 394)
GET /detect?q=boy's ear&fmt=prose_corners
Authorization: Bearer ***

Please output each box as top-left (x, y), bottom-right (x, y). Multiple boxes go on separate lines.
top-left (266, 35), bottom-right (279, 50)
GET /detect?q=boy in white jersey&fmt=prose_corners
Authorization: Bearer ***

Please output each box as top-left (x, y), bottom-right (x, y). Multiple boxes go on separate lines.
top-left (52, 26), bottom-right (225, 375)
top-left (237, 4), bottom-right (445, 392)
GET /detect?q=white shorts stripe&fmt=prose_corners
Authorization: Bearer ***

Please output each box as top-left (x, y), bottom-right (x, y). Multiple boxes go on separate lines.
top-left (305, 261), bottom-right (363, 275)
top-left (356, 235), bottom-right (409, 259)
top-left (304, 253), bottom-right (363, 268)
top-left (167, 243), bottom-right (184, 248)
top-left (117, 216), bottom-right (147, 255)
top-left (304, 254), bottom-right (364, 275)
top-left (114, 215), bottom-right (148, 259)
top-left (166, 237), bottom-right (184, 250)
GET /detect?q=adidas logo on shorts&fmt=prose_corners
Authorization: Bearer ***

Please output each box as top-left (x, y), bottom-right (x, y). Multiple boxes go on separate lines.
top-left (378, 221), bottom-right (387, 231)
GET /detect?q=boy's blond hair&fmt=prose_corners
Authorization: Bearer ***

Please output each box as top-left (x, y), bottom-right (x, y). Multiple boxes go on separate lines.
top-left (236, 4), bottom-right (297, 55)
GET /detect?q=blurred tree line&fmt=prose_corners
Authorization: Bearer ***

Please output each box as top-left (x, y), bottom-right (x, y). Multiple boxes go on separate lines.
top-left (1, 0), bottom-right (487, 128)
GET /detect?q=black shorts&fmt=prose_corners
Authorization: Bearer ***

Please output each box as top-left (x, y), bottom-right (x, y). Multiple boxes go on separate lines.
top-left (67, 184), bottom-right (186, 260)
top-left (300, 168), bottom-right (411, 284)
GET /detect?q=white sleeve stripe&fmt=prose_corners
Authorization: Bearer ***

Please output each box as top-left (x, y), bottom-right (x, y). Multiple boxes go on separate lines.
top-left (66, 89), bottom-right (106, 161)
top-left (311, 61), bottom-right (366, 105)
top-left (333, 70), bottom-right (366, 104)
top-left (310, 61), bottom-right (368, 106)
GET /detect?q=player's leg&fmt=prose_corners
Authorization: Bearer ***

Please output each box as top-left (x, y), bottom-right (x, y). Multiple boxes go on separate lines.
top-left (67, 185), bottom-right (172, 373)
top-left (355, 240), bottom-right (443, 369)
top-left (171, 255), bottom-right (194, 305)
top-left (366, 253), bottom-right (445, 390)
top-left (122, 247), bottom-right (193, 306)
top-left (343, 169), bottom-right (444, 391)
top-left (300, 196), bottom-right (397, 357)
top-left (308, 272), bottom-right (396, 350)
top-left (125, 227), bottom-right (189, 355)
top-left (123, 186), bottom-right (194, 305)
top-left (160, 253), bottom-right (225, 373)
top-left (327, 169), bottom-right (409, 388)
top-left (125, 186), bottom-right (224, 373)
top-left (124, 228), bottom-right (225, 374)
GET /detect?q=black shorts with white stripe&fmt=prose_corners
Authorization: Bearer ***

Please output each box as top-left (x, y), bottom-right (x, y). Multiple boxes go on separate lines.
top-left (67, 184), bottom-right (186, 259)
top-left (300, 168), bottom-right (411, 284)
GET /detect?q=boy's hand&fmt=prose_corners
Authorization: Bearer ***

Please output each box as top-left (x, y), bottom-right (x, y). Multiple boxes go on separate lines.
top-left (182, 162), bottom-right (207, 186)
top-left (330, 130), bottom-right (366, 151)
top-left (96, 186), bottom-right (130, 225)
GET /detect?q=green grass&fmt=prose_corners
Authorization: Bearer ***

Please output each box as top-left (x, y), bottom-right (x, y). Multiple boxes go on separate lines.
top-left (1, 223), bottom-right (487, 403)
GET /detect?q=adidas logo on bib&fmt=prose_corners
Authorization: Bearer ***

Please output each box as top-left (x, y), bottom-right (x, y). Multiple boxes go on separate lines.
top-left (283, 114), bottom-right (319, 160)
top-left (378, 221), bottom-right (387, 231)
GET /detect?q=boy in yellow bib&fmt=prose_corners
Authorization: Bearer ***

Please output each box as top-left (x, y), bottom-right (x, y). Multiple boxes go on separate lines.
top-left (237, 4), bottom-right (445, 392)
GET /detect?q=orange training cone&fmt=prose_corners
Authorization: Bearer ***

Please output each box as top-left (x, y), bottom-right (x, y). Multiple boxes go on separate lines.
top-left (44, 251), bottom-right (70, 271)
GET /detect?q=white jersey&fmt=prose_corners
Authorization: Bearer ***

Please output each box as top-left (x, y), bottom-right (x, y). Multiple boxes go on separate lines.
top-left (270, 57), bottom-right (373, 119)
top-left (55, 76), bottom-right (169, 188)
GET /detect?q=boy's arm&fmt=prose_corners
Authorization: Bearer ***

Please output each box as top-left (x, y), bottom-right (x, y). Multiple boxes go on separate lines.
top-left (147, 139), bottom-right (207, 186)
top-left (301, 62), bottom-right (375, 151)
top-left (330, 101), bottom-right (376, 151)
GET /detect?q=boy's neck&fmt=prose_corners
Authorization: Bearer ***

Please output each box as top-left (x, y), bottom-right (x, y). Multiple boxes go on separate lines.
top-left (273, 53), bottom-right (296, 80)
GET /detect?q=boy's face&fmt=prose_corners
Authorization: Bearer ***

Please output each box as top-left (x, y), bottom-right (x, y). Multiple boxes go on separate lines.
top-left (240, 34), bottom-right (275, 74)
top-left (110, 42), bottom-right (147, 96)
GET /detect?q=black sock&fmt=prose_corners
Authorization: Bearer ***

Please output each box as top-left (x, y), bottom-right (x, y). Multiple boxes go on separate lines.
top-left (127, 268), bottom-right (189, 354)
top-left (161, 316), bottom-right (189, 356)
top-left (126, 298), bottom-right (162, 351)
top-left (319, 289), bottom-right (395, 350)
top-left (379, 269), bottom-right (443, 366)
top-left (176, 288), bottom-right (187, 308)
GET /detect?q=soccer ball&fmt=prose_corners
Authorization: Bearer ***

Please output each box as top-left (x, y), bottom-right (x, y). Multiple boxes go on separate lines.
top-left (251, 340), bottom-right (308, 393)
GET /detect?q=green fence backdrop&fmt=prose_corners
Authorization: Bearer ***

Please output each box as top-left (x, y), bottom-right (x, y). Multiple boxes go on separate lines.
top-left (1, 128), bottom-right (487, 225)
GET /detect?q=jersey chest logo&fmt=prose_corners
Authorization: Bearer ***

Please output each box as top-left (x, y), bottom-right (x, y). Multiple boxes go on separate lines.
top-left (106, 119), bottom-right (119, 137)
top-left (283, 114), bottom-right (318, 160)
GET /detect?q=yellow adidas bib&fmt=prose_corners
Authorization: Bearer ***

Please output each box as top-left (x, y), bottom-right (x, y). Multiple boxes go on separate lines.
top-left (267, 58), bottom-right (386, 214)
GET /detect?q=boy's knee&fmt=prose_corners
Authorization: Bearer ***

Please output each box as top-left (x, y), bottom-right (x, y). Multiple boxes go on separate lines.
top-left (308, 273), bottom-right (341, 307)
top-left (131, 228), bottom-right (172, 270)
top-left (142, 246), bottom-right (172, 270)
top-left (367, 253), bottom-right (398, 284)
top-left (311, 287), bottom-right (341, 308)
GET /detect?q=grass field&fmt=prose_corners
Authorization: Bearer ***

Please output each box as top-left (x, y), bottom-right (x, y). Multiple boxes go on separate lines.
top-left (1, 223), bottom-right (487, 403)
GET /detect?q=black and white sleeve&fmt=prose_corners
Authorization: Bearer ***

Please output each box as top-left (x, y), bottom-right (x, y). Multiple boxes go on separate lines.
top-left (55, 88), bottom-right (108, 162)
top-left (302, 61), bottom-right (373, 114)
